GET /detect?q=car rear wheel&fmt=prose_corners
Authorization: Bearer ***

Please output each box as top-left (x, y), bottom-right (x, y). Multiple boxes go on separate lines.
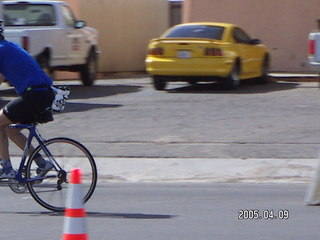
top-left (224, 63), bottom-right (240, 89)
top-left (153, 76), bottom-right (167, 90)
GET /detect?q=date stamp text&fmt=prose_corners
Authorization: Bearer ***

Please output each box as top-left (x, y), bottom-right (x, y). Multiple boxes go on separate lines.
top-left (238, 209), bottom-right (289, 220)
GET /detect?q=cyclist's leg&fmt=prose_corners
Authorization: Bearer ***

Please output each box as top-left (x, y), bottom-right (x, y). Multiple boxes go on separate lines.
top-left (8, 128), bottom-right (50, 171)
top-left (0, 110), bottom-right (11, 158)
top-left (7, 91), bottom-right (54, 168)
top-left (0, 109), bottom-right (15, 178)
top-left (8, 127), bottom-right (33, 153)
top-left (0, 96), bottom-right (33, 178)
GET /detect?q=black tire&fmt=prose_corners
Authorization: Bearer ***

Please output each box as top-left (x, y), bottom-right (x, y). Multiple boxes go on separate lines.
top-left (188, 80), bottom-right (198, 86)
top-left (153, 76), bottom-right (167, 90)
top-left (26, 138), bottom-right (97, 212)
top-left (256, 56), bottom-right (270, 84)
top-left (80, 50), bottom-right (98, 86)
top-left (38, 54), bottom-right (53, 79)
top-left (224, 63), bottom-right (240, 89)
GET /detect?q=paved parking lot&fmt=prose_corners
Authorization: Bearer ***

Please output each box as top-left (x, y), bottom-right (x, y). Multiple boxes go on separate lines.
top-left (1, 76), bottom-right (320, 183)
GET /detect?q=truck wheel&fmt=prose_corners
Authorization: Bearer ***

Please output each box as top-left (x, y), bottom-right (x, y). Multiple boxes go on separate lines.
top-left (38, 55), bottom-right (53, 79)
top-left (153, 76), bottom-right (167, 90)
top-left (80, 50), bottom-right (97, 86)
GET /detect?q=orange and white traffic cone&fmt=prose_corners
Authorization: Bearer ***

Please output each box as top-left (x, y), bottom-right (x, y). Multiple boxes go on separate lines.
top-left (62, 168), bottom-right (89, 240)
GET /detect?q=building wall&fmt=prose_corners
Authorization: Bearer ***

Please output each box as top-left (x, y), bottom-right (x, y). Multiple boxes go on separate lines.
top-left (66, 0), bottom-right (169, 73)
top-left (184, 0), bottom-right (320, 72)
top-left (169, 1), bottom-right (182, 26)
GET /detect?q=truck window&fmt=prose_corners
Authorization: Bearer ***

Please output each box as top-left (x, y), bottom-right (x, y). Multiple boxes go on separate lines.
top-left (61, 5), bottom-right (75, 27)
top-left (4, 4), bottom-right (56, 26)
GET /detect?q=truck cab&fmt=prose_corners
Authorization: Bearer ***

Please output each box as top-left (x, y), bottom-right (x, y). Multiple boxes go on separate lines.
top-left (2, 1), bottom-right (99, 86)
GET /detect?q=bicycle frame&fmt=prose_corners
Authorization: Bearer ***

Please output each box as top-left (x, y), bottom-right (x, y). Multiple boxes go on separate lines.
top-left (8, 124), bottom-right (60, 183)
top-left (3, 122), bottom-right (97, 211)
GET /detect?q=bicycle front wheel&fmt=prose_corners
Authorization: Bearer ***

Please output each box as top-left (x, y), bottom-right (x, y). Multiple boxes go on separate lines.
top-left (26, 137), bottom-right (97, 212)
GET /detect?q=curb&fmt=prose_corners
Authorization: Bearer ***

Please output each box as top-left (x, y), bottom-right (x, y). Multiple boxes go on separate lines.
top-left (95, 157), bottom-right (319, 183)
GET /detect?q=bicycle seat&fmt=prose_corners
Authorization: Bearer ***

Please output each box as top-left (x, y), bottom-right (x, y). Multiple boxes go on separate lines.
top-left (34, 108), bottom-right (54, 124)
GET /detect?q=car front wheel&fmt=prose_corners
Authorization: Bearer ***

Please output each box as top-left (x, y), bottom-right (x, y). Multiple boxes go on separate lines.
top-left (256, 57), bottom-right (270, 84)
top-left (153, 76), bottom-right (167, 90)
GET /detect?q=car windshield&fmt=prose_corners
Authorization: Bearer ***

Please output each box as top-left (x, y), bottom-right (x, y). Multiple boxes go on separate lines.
top-left (4, 4), bottom-right (56, 26)
top-left (164, 25), bottom-right (224, 40)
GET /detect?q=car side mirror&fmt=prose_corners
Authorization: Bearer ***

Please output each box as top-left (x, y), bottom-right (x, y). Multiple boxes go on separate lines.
top-left (74, 20), bottom-right (86, 29)
top-left (250, 39), bottom-right (261, 45)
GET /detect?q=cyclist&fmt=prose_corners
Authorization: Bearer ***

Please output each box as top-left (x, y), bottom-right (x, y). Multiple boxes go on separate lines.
top-left (0, 22), bottom-right (54, 179)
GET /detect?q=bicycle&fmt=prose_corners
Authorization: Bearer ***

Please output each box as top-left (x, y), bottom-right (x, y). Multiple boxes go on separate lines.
top-left (0, 106), bottom-right (97, 212)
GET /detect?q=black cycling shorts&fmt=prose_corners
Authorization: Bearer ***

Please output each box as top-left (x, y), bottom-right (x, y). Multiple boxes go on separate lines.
top-left (3, 89), bottom-right (55, 124)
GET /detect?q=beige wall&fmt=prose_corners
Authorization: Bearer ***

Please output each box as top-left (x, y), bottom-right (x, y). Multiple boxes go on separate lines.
top-left (66, 0), bottom-right (169, 73)
top-left (184, 0), bottom-right (320, 72)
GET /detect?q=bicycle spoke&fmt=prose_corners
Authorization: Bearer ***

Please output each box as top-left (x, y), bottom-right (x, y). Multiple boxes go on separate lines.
top-left (26, 138), bottom-right (97, 212)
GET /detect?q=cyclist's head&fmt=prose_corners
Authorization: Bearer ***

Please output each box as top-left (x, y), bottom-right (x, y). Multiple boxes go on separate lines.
top-left (0, 20), bottom-right (4, 40)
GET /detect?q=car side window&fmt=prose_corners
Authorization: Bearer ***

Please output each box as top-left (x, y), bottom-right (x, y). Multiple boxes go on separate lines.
top-left (233, 28), bottom-right (252, 44)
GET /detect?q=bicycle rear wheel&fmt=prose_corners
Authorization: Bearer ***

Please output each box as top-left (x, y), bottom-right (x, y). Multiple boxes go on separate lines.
top-left (26, 137), bottom-right (97, 212)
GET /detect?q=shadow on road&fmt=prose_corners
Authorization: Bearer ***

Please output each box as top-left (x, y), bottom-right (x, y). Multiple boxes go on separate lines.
top-left (0, 84), bottom-right (142, 100)
top-left (167, 80), bottom-right (300, 94)
top-left (0, 99), bottom-right (121, 114)
top-left (61, 102), bottom-right (122, 113)
top-left (86, 212), bottom-right (176, 219)
top-left (0, 84), bottom-right (142, 112)
top-left (68, 84), bottom-right (142, 100)
top-left (0, 210), bottom-right (176, 219)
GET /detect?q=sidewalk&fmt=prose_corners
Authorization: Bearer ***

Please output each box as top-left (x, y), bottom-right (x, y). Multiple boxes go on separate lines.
top-left (269, 73), bottom-right (319, 82)
top-left (95, 157), bottom-right (319, 183)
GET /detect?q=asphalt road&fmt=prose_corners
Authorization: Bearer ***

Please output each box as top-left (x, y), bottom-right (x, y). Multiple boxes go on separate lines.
top-left (0, 183), bottom-right (319, 240)
top-left (1, 76), bottom-right (320, 160)
top-left (46, 77), bottom-right (320, 159)
top-left (1, 77), bottom-right (320, 183)
top-left (1, 77), bottom-right (320, 239)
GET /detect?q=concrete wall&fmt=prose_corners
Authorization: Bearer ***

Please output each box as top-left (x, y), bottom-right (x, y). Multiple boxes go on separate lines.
top-left (169, 0), bottom-right (182, 26)
top-left (183, 0), bottom-right (320, 72)
top-left (66, 0), bottom-right (169, 73)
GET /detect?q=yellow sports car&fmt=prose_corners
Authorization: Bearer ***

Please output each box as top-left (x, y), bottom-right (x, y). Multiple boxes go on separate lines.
top-left (145, 22), bottom-right (270, 90)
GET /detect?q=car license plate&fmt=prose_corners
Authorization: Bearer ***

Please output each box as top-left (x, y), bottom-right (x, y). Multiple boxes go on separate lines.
top-left (177, 50), bottom-right (191, 59)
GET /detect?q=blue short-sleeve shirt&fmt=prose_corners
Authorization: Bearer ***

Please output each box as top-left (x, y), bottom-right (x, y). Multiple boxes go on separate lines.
top-left (0, 40), bottom-right (52, 95)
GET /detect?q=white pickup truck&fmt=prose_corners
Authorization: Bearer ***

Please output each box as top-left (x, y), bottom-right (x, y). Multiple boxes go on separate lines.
top-left (2, 0), bottom-right (99, 85)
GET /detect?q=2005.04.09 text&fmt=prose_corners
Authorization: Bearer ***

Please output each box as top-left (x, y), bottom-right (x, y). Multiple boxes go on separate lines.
top-left (238, 209), bottom-right (289, 220)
